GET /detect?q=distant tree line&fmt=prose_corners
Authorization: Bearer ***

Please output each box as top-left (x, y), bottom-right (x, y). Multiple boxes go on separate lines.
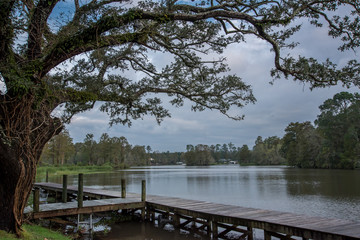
top-left (40, 133), bottom-right (151, 168)
top-left (182, 137), bottom-right (286, 166)
top-left (40, 92), bottom-right (360, 169)
top-left (176, 92), bottom-right (360, 169)
top-left (150, 152), bottom-right (183, 165)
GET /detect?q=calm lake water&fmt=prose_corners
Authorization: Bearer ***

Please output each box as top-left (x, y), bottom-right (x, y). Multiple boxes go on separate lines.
top-left (46, 165), bottom-right (360, 239)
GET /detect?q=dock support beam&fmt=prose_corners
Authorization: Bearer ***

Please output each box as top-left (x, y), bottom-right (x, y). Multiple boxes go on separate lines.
top-left (173, 213), bottom-right (180, 227)
top-left (207, 220), bottom-right (211, 237)
top-left (78, 173), bottom-right (84, 221)
top-left (78, 173), bottom-right (83, 207)
top-left (247, 227), bottom-right (254, 240)
top-left (62, 175), bottom-right (68, 203)
top-left (33, 187), bottom-right (40, 213)
top-left (211, 221), bottom-right (218, 239)
top-left (264, 230), bottom-right (271, 240)
top-left (121, 179), bottom-right (126, 198)
top-left (141, 180), bottom-right (146, 221)
top-left (141, 180), bottom-right (146, 202)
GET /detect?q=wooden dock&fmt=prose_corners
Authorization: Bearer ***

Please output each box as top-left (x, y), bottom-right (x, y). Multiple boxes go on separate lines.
top-left (33, 182), bottom-right (139, 199)
top-left (27, 182), bottom-right (360, 240)
top-left (146, 195), bottom-right (360, 240)
top-left (25, 196), bottom-right (144, 219)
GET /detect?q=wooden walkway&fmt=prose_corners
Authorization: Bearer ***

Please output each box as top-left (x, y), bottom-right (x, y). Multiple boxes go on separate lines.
top-left (25, 182), bottom-right (144, 219)
top-left (147, 195), bottom-right (360, 240)
top-left (33, 182), bottom-right (138, 199)
top-left (28, 182), bottom-right (360, 240)
top-left (25, 197), bottom-right (144, 219)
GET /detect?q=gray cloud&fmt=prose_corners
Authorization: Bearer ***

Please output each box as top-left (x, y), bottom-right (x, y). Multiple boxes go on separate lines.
top-left (66, 19), bottom-right (358, 152)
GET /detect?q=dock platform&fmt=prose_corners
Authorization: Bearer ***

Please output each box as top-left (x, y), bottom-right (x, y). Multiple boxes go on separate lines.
top-left (27, 182), bottom-right (360, 240)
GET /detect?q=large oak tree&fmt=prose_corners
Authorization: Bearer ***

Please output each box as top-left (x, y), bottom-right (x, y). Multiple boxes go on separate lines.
top-left (0, 0), bottom-right (359, 235)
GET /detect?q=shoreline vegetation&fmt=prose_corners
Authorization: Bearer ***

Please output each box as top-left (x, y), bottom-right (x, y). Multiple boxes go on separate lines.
top-left (36, 163), bottom-right (127, 180)
top-left (38, 92), bottom-right (360, 170)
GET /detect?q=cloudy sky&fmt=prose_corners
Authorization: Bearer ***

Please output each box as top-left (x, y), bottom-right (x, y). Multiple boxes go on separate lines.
top-left (66, 11), bottom-right (358, 152)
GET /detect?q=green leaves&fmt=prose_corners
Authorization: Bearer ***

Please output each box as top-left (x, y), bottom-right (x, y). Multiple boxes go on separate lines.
top-left (280, 92), bottom-right (360, 169)
top-left (2, 0), bottom-right (360, 131)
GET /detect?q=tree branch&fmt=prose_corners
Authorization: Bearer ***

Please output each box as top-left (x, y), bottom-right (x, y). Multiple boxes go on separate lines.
top-left (26, 0), bottom-right (60, 61)
top-left (41, 31), bottom-right (150, 78)
top-left (0, 0), bottom-right (16, 63)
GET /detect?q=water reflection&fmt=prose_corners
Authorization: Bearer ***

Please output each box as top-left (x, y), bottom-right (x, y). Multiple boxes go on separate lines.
top-left (94, 221), bottom-right (209, 240)
top-left (45, 165), bottom-right (360, 221)
top-left (285, 168), bottom-right (360, 198)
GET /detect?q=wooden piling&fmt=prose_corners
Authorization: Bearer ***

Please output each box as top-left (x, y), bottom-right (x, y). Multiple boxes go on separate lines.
top-left (78, 173), bottom-right (83, 208)
top-left (46, 170), bottom-right (49, 183)
top-left (78, 173), bottom-right (84, 221)
top-left (141, 180), bottom-right (146, 220)
top-left (173, 213), bottom-right (180, 227)
top-left (264, 230), bottom-right (271, 240)
top-left (151, 209), bottom-right (155, 222)
top-left (247, 227), bottom-right (254, 240)
top-left (211, 221), bottom-right (218, 239)
top-left (33, 188), bottom-right (40, 213)
top-left (207, 220), bottom-right (211, 237)
top-left (146, 206), bottom-right (151, 220)
top-left (141, 180), bottom-right (146, 202)
top-left (121, 179), bottom-right (126, 198)
top-left (62, 175), bottom-right (68, 203)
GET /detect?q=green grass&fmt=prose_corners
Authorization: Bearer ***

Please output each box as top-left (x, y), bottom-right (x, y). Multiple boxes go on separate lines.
top-left (0, 224), bottom-right (71, 240)
top-left (36, 163), bottom-right (128, 180)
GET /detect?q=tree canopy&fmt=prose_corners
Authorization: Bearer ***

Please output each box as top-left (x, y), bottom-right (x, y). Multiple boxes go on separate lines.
top-left (2, 1), bottom-right (360, 127)
top-left (280, 92), bottom-right (360, 169)
top-left (1, 0), bottom-right (360, 235)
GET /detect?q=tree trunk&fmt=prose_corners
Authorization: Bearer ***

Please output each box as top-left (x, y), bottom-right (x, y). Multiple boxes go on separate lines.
top-left (0, 94), bottom-right (62, 235)
top-left (0, 143), bottom-right (37, 234)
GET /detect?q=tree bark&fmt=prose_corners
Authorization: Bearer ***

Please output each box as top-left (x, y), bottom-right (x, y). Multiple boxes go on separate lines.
top-left (0, 94), bottom-right (62, 235)
top-left (0, 142), bottom-right (36, 235)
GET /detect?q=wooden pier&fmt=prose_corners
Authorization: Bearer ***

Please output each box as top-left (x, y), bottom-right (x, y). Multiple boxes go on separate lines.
top-left (27, 181), bottom-right (360, 240)
top-left (27, 196), bottom-right (144, 219)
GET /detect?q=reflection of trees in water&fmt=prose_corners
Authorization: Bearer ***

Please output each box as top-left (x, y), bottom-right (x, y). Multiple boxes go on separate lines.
top-left (185, 171), bottom-right (251, 200)
top-left (284, 168), bottom-right (360, 199)
top-left (102, 221), bottom-right (202, 240)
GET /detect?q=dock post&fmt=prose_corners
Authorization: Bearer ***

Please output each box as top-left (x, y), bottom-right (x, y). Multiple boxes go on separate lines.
top-left (173, 213), bottom-right (180, 227)
top-left (264, 230), bottom-right (271, 240)
top-left (33, 187), bottom-right (40, 213)
top-left (211, 221), bottom-right (218, 239)
top-left (78, 173), bottom-right (83, 207)
top-left (141, 180), bottom-right (146, 202)
top-left (120, 179), bottom-right (127, 214)
top-left (141, 180), bottom-right (146, 221)
top-left (151, 210), bottom-right (155, 222)
top-left (207, 220), bottom-right (211, 237)
top-left (62, 175), bottom-right (68, 203)
top-left (146, 207), bottom-right (151, 220)
top-left (121, 179), bottom-right (126, 198)
top-left (247, 227), bottom-right (254, 240)
top-left (78, 173), bottom-right (84, 221)
top-left (46, 170), bottom-right (49, 183)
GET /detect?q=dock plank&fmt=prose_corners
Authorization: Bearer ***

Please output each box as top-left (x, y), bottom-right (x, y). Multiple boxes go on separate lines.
top-left (147, 197), bottom-right (360, 239)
